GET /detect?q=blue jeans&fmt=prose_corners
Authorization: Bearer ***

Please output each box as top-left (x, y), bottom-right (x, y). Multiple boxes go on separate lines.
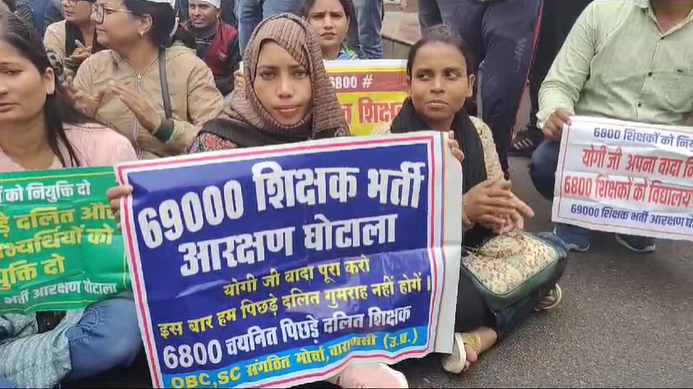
top-left (237, 0), bottom-right (303, 53)
top-left (349, 0), bottom-right (383, 59)
top-left (418, 0), bottom-right (541, 174)
top-left (530, 139), bottom-right (591, 240)
top-left (0, 377), bottom-right (14, 389)
top-left (530, 139), bottom-right (658, 251)
top-left (0, 293), bottom-right (141, 388)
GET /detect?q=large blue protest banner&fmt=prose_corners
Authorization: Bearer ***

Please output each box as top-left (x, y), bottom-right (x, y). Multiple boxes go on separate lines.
top-left (116, 132), bottom-right (463, 388)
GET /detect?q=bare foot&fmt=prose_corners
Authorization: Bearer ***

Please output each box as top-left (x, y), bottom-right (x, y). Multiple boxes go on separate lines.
top-left (462, 343), bottom-right (478, 370)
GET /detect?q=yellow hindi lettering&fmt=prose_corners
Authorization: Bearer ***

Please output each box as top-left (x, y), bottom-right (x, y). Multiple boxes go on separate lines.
top-left (9, 260), bottom-right (38, 283)
top-left (223, 274), bottom-right (258, 297)
top-left (261, 268), bottom-right (281, 288)
top-left (33, 227), bottom-right (62, 251)
top-left (284, 265), bottom-right (314, 283)
top-left (85, 224), bottom-right (115, 245)
top-left (0, 211), bottom-right (9, 238)
top-left (216, 308), bottom-right (237, 326)
top-left (317, 262), bottom-right (341, 283)
top-left (157, 322), bottom-right (184, 339)
top-left (14, 207), bottom-right (59, 230)
top-left (344, 255), bottom-right (371, 275)
top-left (240, 294), bottom-right (278, 319)
top-left (240, 299), bottom-right (258, 319)
top-left (328, 339), bottom-right (352, 357)
top-left (0, 268), bottom-right (14, 291)
top-left (0, 243), bottom-right (17, 261)
top-left (398, 273), bottom-right (422, 295)
top-left (41, 254), bottom-right (65, 275)
top-left (281, 288), bottom-right (321, 310)
top-left (187, 315), bottom-right (214, 333)
top-left (361, 334), bottom-right (377, 346)
top-left (81, 202), bottom-right (113, 220)
top-left (427, 275), bottom-right (431, 291)
top-left (158, 323), bottom-right (171, 339)
top-left (13, 237), bottom-right (39, 255)
top-left (294, 346), bottom-right (327, 365)
top-left (388, 335), bottom-right (398, 348)
top-left (323, 285), bottom-right (368, 309)
top-left (370, 276), bottom-right (395, 297)
top-left (56, 226), bottom-right (83, 245)
top-left (256, 293), bottom-right (279, 316)
top-left (246, 355), bottom-right (291, 378)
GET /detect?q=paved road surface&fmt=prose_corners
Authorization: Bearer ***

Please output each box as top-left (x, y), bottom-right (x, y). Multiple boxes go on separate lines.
top-left (400, 156), bottom-right (693, 388)
top-left (69, 156), bottom-right (693, 389)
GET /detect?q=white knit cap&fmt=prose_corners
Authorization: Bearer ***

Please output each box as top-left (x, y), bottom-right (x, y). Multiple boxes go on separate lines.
top-left (142, 0), bottom-right (176, 7)
top-left (191, 0), bottom-right (221, 7)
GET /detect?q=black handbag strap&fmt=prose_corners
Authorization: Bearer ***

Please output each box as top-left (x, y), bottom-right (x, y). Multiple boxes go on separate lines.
top-left (158, 50), bottom-right (173, 119)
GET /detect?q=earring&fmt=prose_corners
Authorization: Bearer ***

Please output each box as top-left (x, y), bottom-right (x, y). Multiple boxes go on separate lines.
top-left (138, 31), bottom-right (144, 36)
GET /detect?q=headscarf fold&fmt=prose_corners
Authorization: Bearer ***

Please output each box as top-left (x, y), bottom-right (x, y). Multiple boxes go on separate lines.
top-left (209, 13), bottom-right (348, 143)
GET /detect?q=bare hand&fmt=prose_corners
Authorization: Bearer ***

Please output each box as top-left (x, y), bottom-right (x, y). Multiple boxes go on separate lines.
top-left (111, 83), bottom-right (163, 132)
top-left (67, 83), bottom-right (107, 117)
top-left (68, 46), bottom-right (92, 64)
top-left (492, 193), bottom-right (534, 233)
top-left (464, 180), bottom-right (516, 226)
top-left (107, 185), bottom-right (133, 231)
top-left (542, 108), bottom-right (572, 141)
top-left (447, 131), bottom-right (464, 163)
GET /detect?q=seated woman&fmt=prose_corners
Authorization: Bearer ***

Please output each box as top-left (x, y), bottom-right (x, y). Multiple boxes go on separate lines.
top-left (0, 11), bottom-right (141, 388)
top-left (301, 0), bottom-right (357, 60)
top-left (375, 25), bottom-right (567, 373)
top-left (44, 0), bottom-right (106, 77)
top-left (71, 0), bottom-right (224, 159)
top-left (108, 14), bottom-right (408, 389)
top-left (231, 0), bottom-right (358, 99)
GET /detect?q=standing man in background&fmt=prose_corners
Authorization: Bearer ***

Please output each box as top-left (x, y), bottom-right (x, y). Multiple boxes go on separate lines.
top-left (510, 0), bottom-right (593, 157)
top-left (417, 0), bottom-right (542, 178)
top-left (348, 0), bottom-right (384, 59)
top-left (237, 0), bottom-right (302, 52)
top-left (29, 0), bottom-right (58, 36)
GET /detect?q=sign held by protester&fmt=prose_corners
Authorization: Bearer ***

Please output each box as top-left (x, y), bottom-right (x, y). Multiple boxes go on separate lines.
top-left (0, 167), bottom-right (129, 314)
top-left (116, 132), bottom-right (462, 388)
top-left (326, 60), bottom-right (407, 136)
top-left (552, 116), bottom-right (693, 241)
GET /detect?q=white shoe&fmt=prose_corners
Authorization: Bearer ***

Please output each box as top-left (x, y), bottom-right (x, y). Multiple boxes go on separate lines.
top-left (333, 362), bottom-right (408, 388)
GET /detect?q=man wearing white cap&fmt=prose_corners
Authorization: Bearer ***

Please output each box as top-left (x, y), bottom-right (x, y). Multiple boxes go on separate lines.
top-left (181, 0), bottom-right (240, 95)
top-left (178, 0), bottom-right (237, 27)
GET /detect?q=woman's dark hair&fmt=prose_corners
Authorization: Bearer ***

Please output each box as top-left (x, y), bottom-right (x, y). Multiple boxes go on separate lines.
top-left (300, 0), bottom-right (354, 21)
top-left (1, 0), bottom-right (16, 12)
top-left (406, 24), bottom-right (475, 78)
top-left (122, 0), bottom-right (195, 49)
top-left (0, 11), bottom-right (87, 167)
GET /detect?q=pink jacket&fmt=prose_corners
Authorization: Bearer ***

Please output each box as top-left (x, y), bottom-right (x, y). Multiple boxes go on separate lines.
top-left (0, 123), bottom-right (137, 172)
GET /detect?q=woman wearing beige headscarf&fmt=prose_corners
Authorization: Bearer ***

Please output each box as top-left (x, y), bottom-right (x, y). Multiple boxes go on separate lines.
top-left (107, 13), bottom-right (409, 388)
top-left (190, 13), bottom-right (350, 150)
